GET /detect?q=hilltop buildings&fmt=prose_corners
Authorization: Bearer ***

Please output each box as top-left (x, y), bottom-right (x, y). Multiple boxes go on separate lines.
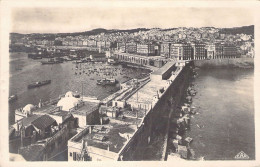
top-left (10, 26), bottom-right (253, 58)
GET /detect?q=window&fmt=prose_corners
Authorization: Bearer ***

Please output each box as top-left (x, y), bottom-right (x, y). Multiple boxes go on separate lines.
top-left (70, 152), bottom-right (72, 157)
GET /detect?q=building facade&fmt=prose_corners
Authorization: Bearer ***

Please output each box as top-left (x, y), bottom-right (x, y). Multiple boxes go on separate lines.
top-left (170, 44), bottom-right (183, 61)
top-left (191, 43), bottom-right (206, 60)
top-left (160, 42), bottom-right (171, 58)
top-left (136, 43), bottom-right (156, 56)
top-left (125, 42), bottom-right (137, 54)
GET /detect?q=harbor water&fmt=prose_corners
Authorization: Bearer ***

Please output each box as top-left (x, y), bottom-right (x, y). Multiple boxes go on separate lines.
top-left (9, 52), bottom-right (151, 124)
top-left (185, 67), bottom-right (255, 160)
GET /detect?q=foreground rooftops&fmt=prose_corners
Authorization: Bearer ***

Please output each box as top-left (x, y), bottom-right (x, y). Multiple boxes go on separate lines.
top-left (18, 144), bottom-right (45, 161)
top-left (32, 100), bottom-right (99, 116)
top-left (70, 117), bottom-right (142, 153)
top-left (71, 101), bottom-right (99, 116)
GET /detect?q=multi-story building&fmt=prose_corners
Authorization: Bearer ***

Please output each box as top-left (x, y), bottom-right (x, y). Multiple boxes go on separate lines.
top-left (191, 43), bottom-right (206, 60)
top-left (220, 34), bottom-right (226, 40)
top-left (97, 41), bottom-right (106, 49)
top-left (105, 41), bottom-right (111, 49)
top-left (117, 42), bottom-right (126, 53)
top-left (182, 43), bottom-right (193, 60)
top-left (68, 41), bottom-right (74, 46)
top-left (205, 43), bottom-right (215, 59)
top-left (88, 40), bottom-right (97, 47)
top-left (136, 43), bottom-right (155, 56)
top-left (72, 40), bottom-right (78, 46)
top-left (77, 40), bottom-right (83, 46)
top-left (215, 43), bottom-right (224, 59)
top-left (125, 42), bottom-right (137, 54)
top-left (170, 44), bottom-right (183, 61)
top-left (62, 41), bottom-right (69, 46)
top-left (205, 43), bottom-right (238, 59)
top-left (223, 44), bottom-right (239, 58)
top-left (82, 40), bottom-right (88, 46)
top-left (160, 42), bottom-right (171, 58)
top-left (169, 43), bottom-right (193, 61)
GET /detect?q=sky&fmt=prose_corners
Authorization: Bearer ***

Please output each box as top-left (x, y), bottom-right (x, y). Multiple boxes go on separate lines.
top-left (11, 7), bottom-right (255, 34)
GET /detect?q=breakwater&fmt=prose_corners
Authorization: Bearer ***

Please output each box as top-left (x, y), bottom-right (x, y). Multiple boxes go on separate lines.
top-left (194, 58), bottom-right (254, 68)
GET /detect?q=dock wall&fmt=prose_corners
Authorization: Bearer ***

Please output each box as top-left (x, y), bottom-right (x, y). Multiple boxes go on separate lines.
top-left (119, 62), bottom-right (192, 160)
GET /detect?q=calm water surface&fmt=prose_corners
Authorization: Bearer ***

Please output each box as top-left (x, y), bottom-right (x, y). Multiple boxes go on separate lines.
top-left (185, 67), bottom-right (255, 160)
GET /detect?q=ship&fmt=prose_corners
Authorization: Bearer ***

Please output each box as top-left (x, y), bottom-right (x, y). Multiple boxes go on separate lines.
top-left (41, 59), bottom-right (56, 64)
top-left (41, 58), bottom-right (63, 65)
top-left (96, 78), bottom-right (117, 86)
top-left (28, 80), bottom-right (51, 89)
top-left (28, 53), bottom-right (43, 59)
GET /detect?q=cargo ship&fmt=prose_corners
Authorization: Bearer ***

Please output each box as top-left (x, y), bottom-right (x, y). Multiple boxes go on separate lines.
top-left (28, 80), bottom-right (51, 89)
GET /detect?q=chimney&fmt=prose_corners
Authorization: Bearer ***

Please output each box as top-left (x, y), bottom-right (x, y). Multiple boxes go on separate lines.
top-left (38, 99), bottom-right (42, 108)
top-left (107, 144), bottom-right (110, 152)
top-left (16, 122), bottom-right (19, 131)
top-left (81, 139), bottom-right (85, 149)
top-left (120, 155), bottom-right (123, 161)
top-left (89, 126), bottom-right (92, 134)
top-left (100, 117), bottom-right (103, 125)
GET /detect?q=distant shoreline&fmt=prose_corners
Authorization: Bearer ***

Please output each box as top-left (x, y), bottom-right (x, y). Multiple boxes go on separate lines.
top-left (193, 58), bottom-right (254, 69)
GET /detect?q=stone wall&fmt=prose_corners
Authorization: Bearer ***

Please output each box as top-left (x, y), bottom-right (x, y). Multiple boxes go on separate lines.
top-left (119, 62), bottom-right (192, 160)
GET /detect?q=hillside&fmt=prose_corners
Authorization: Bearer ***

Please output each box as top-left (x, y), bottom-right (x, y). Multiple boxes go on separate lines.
top-left (219, 25), bottom-right (254, 37)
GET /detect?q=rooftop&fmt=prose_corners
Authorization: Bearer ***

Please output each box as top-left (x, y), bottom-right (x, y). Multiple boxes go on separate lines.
top-left (18, 144), bottom-right (45, 161)
top-left (73, 117), bottom-right (142, 153)
top-left (72, 101), bottom-right (100, 116)
top-left (18, 114), bottom-right (42, 127)
top-left (121, 107), bottom-right (147, 119)
top-left (31, 115), bottom-right (57, 130)
top-left (127, 80), bottom-right (168, 105)
top-left (152, 61), bottom-right (176, 76)
top-left (33, 105), bottom-right (59, 114)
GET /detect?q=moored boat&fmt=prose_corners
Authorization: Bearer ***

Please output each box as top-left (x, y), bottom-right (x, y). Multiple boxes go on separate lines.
top-left (41, 58), bottom-right (63, 65)
top-left (28, 80), bottom-right (51, 89)
top-left (96, 78), bottom-right (117, 86)
top-left (9, 95), bottom-right (18, 102)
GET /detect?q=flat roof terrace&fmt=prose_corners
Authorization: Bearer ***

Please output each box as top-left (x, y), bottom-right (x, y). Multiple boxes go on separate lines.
top-left (33, 105), bottom-right (59, 114)
top-left (75, 117), bottom-right (142, 153)
top-left (127, 80), bottom-right (168, 106)
top-left (152, 61), bottom-right (176, 76)
top-left (71, 101), bottom-right (100, 116)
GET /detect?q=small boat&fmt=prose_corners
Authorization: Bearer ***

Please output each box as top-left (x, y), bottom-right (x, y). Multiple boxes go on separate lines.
top-left (9, 95), bottom-right (18, 102)
top-left (97, 78), bottom-right (117, 86)
top-left (15, 67), bottom-right (22, 71)
top-left (28, 80), bottom-right (51, 89)
top-left (41, 58), bottom-right (63, 65)
top-left (41, 59), bottom-right (56, 65)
